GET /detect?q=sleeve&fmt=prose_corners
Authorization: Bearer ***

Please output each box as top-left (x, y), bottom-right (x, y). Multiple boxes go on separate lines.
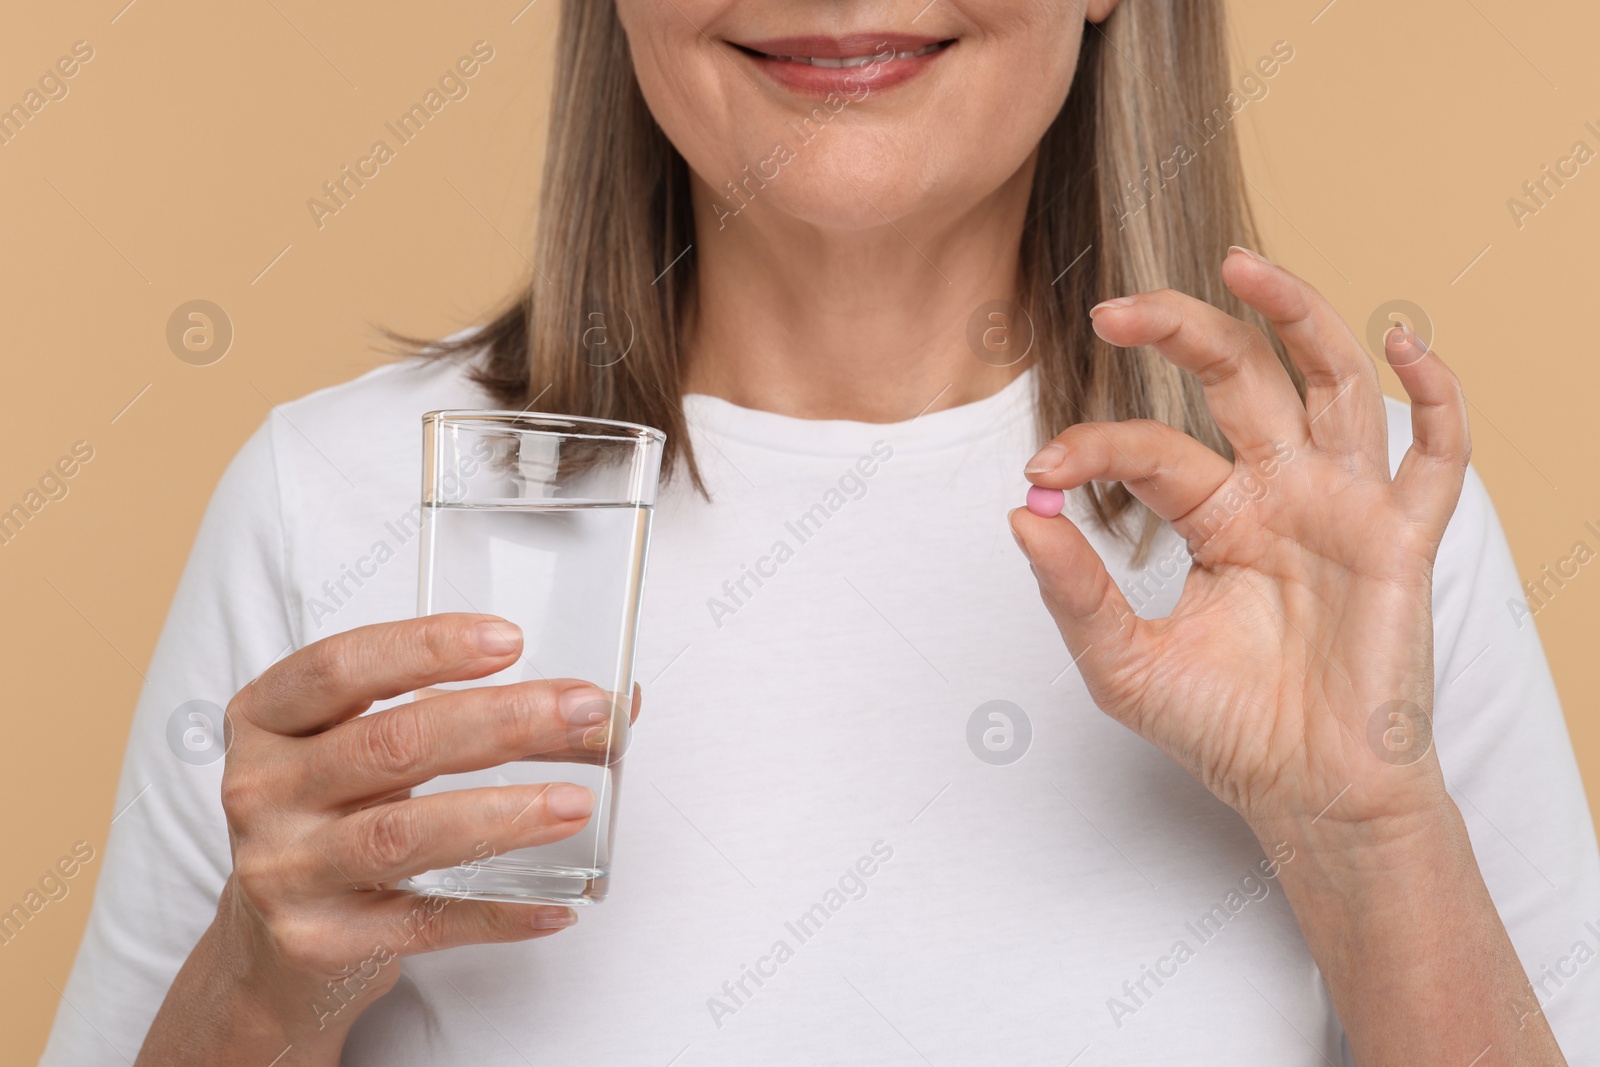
top-left (1412, 462), bottom-right (1600, 1055)
top-left (38, 416), bottom-right (301, 1065)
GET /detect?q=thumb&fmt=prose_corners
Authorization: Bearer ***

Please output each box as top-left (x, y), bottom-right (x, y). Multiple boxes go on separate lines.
top-left (1009, 505), bottom-right (1141, 682)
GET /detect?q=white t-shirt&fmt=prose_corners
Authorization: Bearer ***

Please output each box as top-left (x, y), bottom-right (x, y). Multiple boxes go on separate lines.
top-left (40, 352), bottom-right (1600, 1065)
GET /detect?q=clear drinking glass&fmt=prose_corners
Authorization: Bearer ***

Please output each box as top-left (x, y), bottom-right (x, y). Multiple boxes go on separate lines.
top-left (402, 410), bottom-right (664, 907)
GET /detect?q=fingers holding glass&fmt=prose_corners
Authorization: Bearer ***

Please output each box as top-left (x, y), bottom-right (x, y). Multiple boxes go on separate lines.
top-left (234, 614), bottom-right (526, 737)
top-left (289, 680), bottom-right (629, 811)
top-left (312, 784), bottom-right (597, 890)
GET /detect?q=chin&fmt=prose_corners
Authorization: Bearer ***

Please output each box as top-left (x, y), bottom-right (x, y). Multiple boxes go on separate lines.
top-left (699, 128), bottom-right (990, 235)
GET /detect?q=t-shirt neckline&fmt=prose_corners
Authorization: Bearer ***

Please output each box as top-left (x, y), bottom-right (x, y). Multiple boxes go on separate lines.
top-left (680, 366), bottom-right (1037, 457)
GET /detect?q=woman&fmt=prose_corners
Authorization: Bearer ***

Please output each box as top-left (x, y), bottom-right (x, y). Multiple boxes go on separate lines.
top-left (42, 1), bottom-right (1597, 1064)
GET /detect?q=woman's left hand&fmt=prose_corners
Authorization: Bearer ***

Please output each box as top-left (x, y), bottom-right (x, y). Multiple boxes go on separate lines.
top-left (1010, 246), bottom-right (1469, 842)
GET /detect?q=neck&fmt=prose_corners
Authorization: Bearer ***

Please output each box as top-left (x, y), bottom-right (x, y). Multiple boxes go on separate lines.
top-left (680, 157), bottom-right (1037, 422)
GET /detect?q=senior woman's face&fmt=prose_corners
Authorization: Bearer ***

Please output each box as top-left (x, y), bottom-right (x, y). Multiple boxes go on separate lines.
top-left (614, 1), bottom-right (1114, 230)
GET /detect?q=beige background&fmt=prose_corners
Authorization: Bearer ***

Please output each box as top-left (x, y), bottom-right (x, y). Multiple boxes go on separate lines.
top-left (2, 0), bottom-right (1595, 1060)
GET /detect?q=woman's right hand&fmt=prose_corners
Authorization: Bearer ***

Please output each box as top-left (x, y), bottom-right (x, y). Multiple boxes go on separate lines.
top-left (136, 612), bottom-right (637, 1067)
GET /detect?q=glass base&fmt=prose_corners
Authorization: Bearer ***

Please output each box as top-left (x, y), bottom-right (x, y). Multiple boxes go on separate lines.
top-left (404, 861), bottom-right (609, 907)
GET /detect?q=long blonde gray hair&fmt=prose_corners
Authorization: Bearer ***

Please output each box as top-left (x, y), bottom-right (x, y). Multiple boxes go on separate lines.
top-left (407, 1), bottom-right (1301, 557)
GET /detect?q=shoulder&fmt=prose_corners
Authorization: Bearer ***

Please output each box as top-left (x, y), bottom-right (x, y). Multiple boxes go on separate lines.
top-left (212, 336), bottom-right (496, 585)
top-left (253, 337), bottom-right (495, 490)
top-left (273, 338), bottom-right (494, 440)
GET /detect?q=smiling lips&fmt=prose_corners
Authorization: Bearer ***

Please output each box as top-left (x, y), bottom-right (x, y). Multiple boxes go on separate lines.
top-left (733, 34), bottom-right (954, 96)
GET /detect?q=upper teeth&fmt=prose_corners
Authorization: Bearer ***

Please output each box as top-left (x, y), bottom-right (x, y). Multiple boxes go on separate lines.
top-left (776, 42), bottom-right (942, 67)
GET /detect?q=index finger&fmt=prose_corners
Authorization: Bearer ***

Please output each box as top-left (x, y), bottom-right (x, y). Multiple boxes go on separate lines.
top-left (1089, 288), bottom-right (1310, 461)
top-left (234, 613), bottom-right (524, 736)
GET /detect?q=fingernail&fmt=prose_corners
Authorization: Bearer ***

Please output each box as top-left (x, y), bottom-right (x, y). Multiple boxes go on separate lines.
top-left (1089, 296), bottom-right (1136, 317)
top-left (531, 906), bottom-right (578, 930)
top-left (1228, 244), bottom-right (1273, 265)
top-left (1385, 323), bottom-right (1428, 368)
top-left (561, 687), bottom-right (615, 752)
top-left (545, 784), bottom-right (595, 821)
top-left (1401, 323), bottom-right (1429, 353)
top-left (1025, 442), bottom-right (1067, 474)
top-left (1026, 485), bottom-right (1066, 518)
top-left (560, 686), bottom-right (610, 727)
top-left (474, 620), bottom-right (522, 656)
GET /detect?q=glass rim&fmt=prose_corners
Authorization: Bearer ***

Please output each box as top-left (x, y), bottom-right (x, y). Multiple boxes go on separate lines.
top-left (423, 409), bottom-right (666, 445)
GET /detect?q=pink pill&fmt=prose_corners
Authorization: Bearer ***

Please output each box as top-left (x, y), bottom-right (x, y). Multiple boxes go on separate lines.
top-left (1026, 485), bottom-right (1065, 517)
